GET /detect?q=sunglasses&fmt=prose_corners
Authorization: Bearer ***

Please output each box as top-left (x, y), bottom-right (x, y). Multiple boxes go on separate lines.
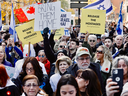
top-left (38, 55), bottom-right (45, 57)
top-left (59, 45), bottom-right (66, 48)
top-left (96, 50), bottom-right (103, 54)
top-left (89, 40), bottom-right (95, 42)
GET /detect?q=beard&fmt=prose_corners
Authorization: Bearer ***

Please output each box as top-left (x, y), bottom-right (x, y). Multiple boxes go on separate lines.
top-left (77, 63), bottom-right (90, 69)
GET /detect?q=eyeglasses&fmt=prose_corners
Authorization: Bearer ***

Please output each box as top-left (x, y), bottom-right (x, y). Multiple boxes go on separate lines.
top-left (78, 57), bottom-right (90, 61)
top-left (26, 68), bottom-right (34, 72)
top-left (24, 84), bottom-right (38, 88)
top-left (96, 50), bottom-right (103, 54)
top-left (89, 40), bottom-right (95, 42)
top-left (38, 55), bottom-right (45, 57)
top-left (59, 45), bottom-right (66, 48)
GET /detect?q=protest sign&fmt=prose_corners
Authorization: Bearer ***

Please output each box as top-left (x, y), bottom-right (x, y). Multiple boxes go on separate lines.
top-left (15, 20), bottom-right (43, 44)
top-left (64, 29), bottom-right (70, 36)
top-left (80, 9), bottom-right (106, 34)
top-left (34, 1), bottom-right (61, 31)
top-left (60, 12), bottom-right (71, 28)
top-left (4, 65), bottom-right (15, 78)
top-left (54, 28), bottom-right (64, 40)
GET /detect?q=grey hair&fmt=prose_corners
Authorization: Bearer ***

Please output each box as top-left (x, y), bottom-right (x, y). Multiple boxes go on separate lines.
top-left (112, 55), bottom-right (128, 69)
top-left (115, 35), bottom-right (123, 41)
top-left (38, 50), bottom-right (44, 55)
top-left (88, 35), bottom-right (97, 42)
top-left (112, 55), bottom-right (128, 77)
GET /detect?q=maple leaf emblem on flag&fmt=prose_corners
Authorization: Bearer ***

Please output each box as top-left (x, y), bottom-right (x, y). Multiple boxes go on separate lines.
top-left (27, 6), bottom-right (35, 14)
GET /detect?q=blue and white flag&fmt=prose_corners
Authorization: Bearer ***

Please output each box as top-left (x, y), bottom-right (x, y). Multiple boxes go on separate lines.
top-left (0, 4), bottom-right (2, 30)
top-left (116, 1), bottom-right (123, 35)
top-left (9, 3), bottom-right (18, 42)
top-left (61, 8), bottom-right (66, 12)
top-left (83, 0), bottom-right (113, 16)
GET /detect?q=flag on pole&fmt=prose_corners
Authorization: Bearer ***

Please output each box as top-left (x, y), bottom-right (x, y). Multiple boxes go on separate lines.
top-left (14, 4), bottom-right (37, 23)
top-left (0, 4), bottom-right (2, 30)
top-left (116, 1), bottom-right (123, 35)
top-left (83, 0), bottom-right (113, 16)
top-left (9, 3), bottom-right (18, 42)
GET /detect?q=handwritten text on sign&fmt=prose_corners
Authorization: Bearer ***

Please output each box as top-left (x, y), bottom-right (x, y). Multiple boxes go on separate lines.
top-left (34, 1), bottom-right (61, 31)
top-left (60, 12), bottom-right (71, 28)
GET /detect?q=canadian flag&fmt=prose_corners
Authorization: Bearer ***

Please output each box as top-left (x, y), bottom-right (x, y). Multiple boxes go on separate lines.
top-left (14, 3), bottom-right (41, 23)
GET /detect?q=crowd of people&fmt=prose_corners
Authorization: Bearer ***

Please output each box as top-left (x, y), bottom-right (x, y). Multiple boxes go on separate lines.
top-left (0, 22), bottom-right (128, 96)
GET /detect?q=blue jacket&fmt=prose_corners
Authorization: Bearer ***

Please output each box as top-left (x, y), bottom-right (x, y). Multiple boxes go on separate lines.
top-left (5, 46), bottom-right (23, 67)
top-left (2, 59), bottom-right (13, 67)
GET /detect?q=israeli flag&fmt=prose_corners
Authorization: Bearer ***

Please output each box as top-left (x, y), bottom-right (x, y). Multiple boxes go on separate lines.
top-left (83, 0), bottom-right (113, 16)
top-left (9, 3), bottom-right (18, 42)
top-left (116, 1), bottom-right (123, 35)
top-left (0, 4), bottom-right (2, 30)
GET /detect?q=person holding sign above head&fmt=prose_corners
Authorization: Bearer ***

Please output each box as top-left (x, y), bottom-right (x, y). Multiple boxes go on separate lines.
top-left (0, 64), bottom-right (20, 96)
top-left (5, 38), bottom-right (23, 67)
top-left (42, 27), bottom-right (68, 63)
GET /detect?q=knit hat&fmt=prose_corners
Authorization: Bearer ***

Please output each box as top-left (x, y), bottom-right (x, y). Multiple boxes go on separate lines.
top-left (76, 47), bottom-right (91, 59)
top-left (56, 49), bottom-right (67, 56)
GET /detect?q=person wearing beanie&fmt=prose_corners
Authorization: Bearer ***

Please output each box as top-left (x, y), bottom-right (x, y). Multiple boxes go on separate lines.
top-left (56, 49), bottom-right (67, 59)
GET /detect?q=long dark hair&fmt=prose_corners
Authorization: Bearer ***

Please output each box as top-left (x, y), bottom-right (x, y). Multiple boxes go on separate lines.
top-left (55, 74), bottom-right (81, 96)
top-left (81, 68), bottom-right (102, 96)
top-left (20, 57), bottom-right (43, 82)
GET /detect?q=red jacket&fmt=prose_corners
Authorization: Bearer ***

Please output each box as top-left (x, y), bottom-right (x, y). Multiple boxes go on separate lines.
top-left (36, 56), bottom-right (51, 75)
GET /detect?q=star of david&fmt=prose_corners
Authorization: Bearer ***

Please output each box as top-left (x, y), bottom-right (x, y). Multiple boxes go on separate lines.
top-left (97, 5), bottom-right (106, 10)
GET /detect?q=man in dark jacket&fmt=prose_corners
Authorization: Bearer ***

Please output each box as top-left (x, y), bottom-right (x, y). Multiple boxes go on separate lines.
top-left (65, 47), bottom-right (104, 92)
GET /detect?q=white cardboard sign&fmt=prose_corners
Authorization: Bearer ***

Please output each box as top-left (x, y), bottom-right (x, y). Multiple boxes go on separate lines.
top-left (60, 12), bottom-right (71, 28)
top-left (34, 1), bottom-right (61, 31)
